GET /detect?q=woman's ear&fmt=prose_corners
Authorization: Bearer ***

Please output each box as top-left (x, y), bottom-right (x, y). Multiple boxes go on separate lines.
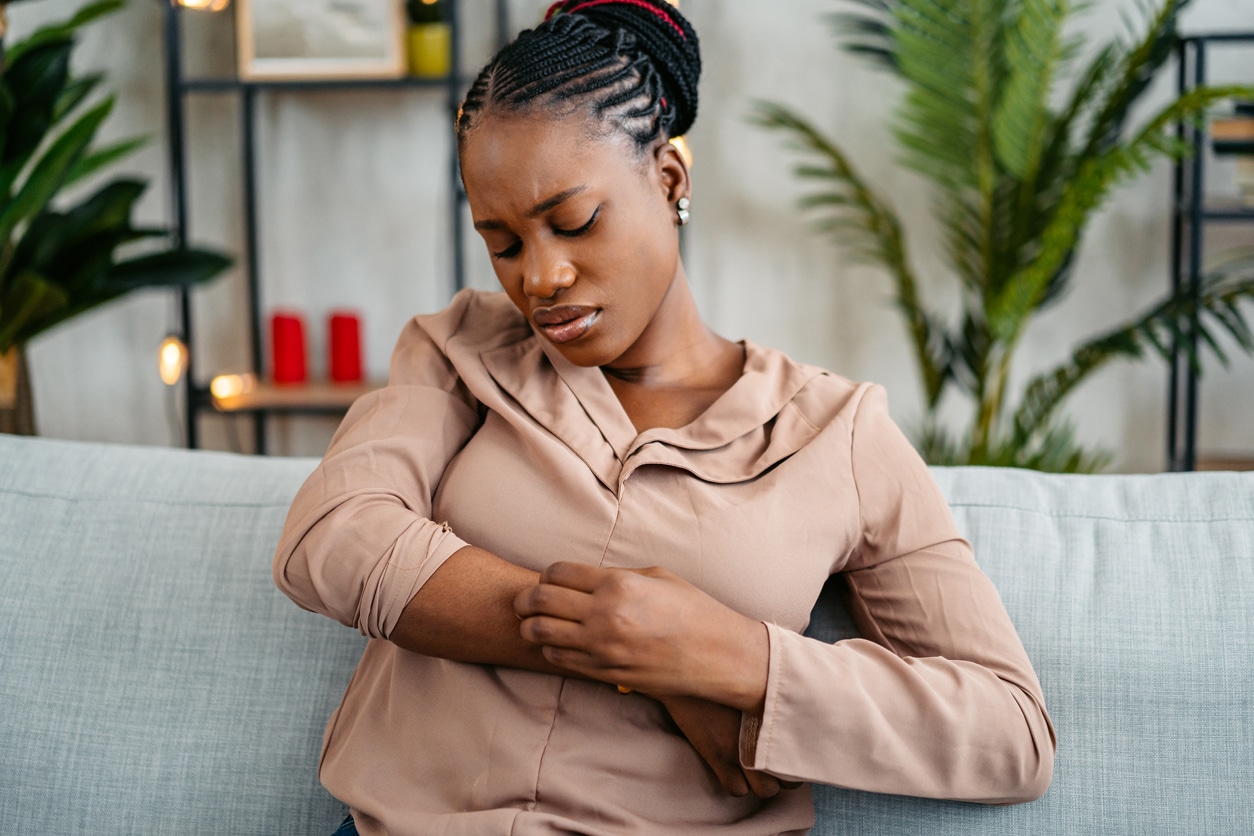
top-left (654, 139), bottom-right (691, 204)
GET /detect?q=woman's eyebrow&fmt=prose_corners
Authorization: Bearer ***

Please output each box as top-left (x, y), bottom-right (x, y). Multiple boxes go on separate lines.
top-left (527, 186), bottom-right (588, 217)
top-left (473, 186), bottom-right (589, 231)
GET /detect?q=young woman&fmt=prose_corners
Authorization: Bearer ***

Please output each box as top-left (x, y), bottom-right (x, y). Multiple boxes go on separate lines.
top-left (274, 2), bottom-right (1056, 834)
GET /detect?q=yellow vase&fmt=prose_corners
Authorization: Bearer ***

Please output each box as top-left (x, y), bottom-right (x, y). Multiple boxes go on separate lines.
top-left (408, 23), bottom-right (451, 78)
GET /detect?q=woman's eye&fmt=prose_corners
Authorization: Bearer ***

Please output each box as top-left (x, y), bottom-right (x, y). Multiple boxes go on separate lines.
top-left (492, 241), bottom-right (522, 260)
top-left (555, 207), bottom-right (599, 237)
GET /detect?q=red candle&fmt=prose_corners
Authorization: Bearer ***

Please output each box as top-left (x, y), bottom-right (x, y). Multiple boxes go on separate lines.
top-left (329, 310), bottom-right (363, 383)
top-left (270, 312), bottom-right (307, 384)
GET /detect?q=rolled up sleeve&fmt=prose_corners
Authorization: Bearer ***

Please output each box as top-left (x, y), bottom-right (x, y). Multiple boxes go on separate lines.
top-left (273, 315), bottom-right (480, 640)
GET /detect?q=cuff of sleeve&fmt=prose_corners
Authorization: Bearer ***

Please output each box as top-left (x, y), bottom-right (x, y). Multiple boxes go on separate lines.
top-left (739, 621), bottom-right (784, 771)
top-left (374, 522), bottom-right (469, 639)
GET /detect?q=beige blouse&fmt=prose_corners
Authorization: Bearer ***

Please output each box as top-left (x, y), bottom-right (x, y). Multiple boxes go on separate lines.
top-left (274, 289), bottom-right (1054, 836)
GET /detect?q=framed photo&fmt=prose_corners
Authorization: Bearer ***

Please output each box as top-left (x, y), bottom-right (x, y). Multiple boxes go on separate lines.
top-left (237, 0), bottom-right (407, 81)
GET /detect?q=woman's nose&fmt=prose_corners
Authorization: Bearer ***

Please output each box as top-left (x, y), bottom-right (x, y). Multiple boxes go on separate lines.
top-left (522, 243), bottom-right (576, 299)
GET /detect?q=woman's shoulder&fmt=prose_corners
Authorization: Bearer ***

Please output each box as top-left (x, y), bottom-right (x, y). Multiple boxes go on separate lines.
top-left (746, 340), bottom-right (885, 432)
top-left (413, 289), bottom-right (530, 350)
top-left (389, 289), bottom-right (531, 384)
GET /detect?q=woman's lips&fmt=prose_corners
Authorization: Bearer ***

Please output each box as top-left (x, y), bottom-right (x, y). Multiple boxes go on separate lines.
top-left (532, 305), bottom-right (600, 344)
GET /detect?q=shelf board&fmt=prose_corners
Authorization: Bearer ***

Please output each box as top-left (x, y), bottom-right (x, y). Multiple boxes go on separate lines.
top-left (1196, 456), bottom-right (1254, 472)
top-left (1176, 200), bottom-right (1254, 222)
top-left (181, 76), bottom-right (455, 94)
top-left (208, 380), bottom-right (384, 414)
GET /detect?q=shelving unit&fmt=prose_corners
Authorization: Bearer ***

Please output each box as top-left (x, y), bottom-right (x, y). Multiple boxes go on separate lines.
top-left (162, 1), bottom-right (507, 453)
top-left (1168, 32), bottom-right (1254, 472)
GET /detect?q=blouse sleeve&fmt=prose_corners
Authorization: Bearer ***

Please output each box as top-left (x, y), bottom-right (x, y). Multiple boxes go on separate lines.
top-left (741, 384), bottom-right (1056, 804)
top-left (272, 315), bottom-right (480, 640)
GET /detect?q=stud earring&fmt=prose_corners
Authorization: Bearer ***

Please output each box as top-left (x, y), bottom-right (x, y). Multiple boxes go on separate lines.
top-left (677, 196), bottom-right (691, 226)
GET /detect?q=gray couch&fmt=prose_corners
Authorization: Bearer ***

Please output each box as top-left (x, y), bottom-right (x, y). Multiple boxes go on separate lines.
top-left (2, 434), bottom-right (1251, 834)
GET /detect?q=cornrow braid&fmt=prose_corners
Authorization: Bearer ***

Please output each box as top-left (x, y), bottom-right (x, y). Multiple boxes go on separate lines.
top-left (456, 0), bottom-right (701, 155)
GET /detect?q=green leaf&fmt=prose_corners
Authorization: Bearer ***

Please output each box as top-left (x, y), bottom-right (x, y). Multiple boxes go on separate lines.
top-left (992, 0), bottom-right (1070, 180)
top-left (105, 248), bottom-right (234, 292)
top-left (8, 178), bottom-right (148, 290)
top-left (0, 96), bottom-right (113, 251)
top-left (1, 39), bottom-right (74, 172)
top-left (3, 1), bottom-right (126, 68)
top-left (52, 72), bottom-right (104, 123)
top-left (0, 268), bottom-right (70, 351)
top-left (63, 136), bottom-right (147, 188)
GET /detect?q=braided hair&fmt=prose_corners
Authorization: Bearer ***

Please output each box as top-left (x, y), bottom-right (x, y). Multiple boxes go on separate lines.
top-left (456, 0), bottom-right (701, 155)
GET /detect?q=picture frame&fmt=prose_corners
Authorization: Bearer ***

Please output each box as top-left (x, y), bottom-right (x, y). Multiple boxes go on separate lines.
top-left (236, 0), bottom-right (408, 81)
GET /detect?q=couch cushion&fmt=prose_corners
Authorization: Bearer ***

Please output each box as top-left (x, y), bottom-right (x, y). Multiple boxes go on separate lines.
top-left (808, 467), bottom-right (1254, 834)
top-left (0, 436), bottom-right (363, 835)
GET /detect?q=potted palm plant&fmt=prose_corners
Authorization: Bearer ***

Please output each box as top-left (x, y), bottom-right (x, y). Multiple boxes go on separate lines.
top-left (0, 0), bottom-right (231, 435)
top-left (754, 0), bottom-right (1254, 471)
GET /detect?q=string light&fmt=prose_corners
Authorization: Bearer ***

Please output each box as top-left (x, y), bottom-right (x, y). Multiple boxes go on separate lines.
top-left (209, 373), bottom-right (257, 402)
top-left (670, 135), bottom-right (692, 167)
top-left (158, 335), bottom-right (188, 386)
top-left (171, 0), bottom-right (231, 12)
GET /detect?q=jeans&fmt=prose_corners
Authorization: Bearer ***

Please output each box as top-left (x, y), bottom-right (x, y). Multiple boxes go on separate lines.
top-left (332, 814), bottom-right (358, 836)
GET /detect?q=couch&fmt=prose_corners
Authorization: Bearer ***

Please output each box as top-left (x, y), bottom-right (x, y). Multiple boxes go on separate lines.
top-left (1, 434), bottom-right (1251, 834)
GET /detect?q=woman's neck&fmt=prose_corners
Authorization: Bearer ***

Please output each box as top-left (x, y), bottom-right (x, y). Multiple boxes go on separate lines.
top-left (601, 270), bottom-right (745, 431)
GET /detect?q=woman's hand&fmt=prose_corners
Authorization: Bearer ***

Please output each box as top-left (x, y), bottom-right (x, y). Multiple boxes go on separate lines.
top-left (512, 562), bottom-right (769, 712)
top-left (661, 694), bottom-right (802, 799)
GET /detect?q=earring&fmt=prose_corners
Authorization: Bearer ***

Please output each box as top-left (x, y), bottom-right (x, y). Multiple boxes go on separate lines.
top-left (677, 196), bottom-right (691, 226)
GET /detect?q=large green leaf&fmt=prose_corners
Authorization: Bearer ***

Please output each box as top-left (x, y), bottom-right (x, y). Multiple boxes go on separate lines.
top-left (63, 136), bottom-right (147, 188)
top-left (3, 1), bottom-right (126, 68)
top-left (52, 72), bottom-right (104, 123)
top-left (0, 268), bottom-right (70, 352)
top-left (1, 39), bottom-right (73, 174)
top-left (0, 96), bottom-right (113, 252)
top-left (8, 178), bottom-right (149, 291)
top-left (105, 249), bottom-right (235, 293)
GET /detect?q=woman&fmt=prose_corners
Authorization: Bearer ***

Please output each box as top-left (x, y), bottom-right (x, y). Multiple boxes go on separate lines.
top-left (274, 2), bottom-right (1056, 834)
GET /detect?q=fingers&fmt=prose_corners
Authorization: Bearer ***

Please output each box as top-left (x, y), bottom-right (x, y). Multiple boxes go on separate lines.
top-left (512, 581), bottom-right (589, 620)
top-left (744, 770), bottom-right (782, 799)
top-left (539, 561), bottom-right (610, 592)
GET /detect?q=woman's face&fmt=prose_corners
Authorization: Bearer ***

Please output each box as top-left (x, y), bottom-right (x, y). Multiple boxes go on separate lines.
top-left (459, 112), bottom-right (688, 369)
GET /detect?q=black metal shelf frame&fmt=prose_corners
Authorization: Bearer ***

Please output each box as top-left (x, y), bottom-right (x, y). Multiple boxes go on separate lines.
top-left (1168, 31), bottom-right (1254, 472)
top-left (162, 1), bottom-right (506, 452)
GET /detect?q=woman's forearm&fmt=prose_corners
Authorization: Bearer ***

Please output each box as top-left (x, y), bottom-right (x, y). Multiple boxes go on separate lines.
top-left (388, 545), bottom-right (568, 676)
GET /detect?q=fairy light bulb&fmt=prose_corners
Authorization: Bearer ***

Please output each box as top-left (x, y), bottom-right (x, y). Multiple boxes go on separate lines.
top-left (670, 135), bottom-right (692, 168)
top-left (210, 373), bottom-right (256, 401)
top-left (172, 0), bottom-right (231, 12)
top-left (158, 335), bottom-right (188, 386)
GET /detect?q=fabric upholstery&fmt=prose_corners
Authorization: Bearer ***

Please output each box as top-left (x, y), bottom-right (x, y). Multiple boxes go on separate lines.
top-left (0, 436), bottom-right (359, 835)
top-left (2, 434), bottom-right (1252, 833)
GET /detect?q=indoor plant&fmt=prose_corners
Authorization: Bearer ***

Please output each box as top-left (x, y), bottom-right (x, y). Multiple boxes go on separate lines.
top-left (754, 0), bottom-right (1254, 471)
top-left (0, 0), bottom-right (230, 435)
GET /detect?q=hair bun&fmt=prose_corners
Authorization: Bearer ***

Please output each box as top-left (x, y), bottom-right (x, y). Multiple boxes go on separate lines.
top-left (547, 0), bottom-right (701, 136)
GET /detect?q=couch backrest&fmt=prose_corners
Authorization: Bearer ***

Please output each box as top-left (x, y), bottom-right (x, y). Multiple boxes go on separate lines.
top-left (3, 436), bottom-right (1252, 834)
top-left (0, 436), bottom-right (360, 834)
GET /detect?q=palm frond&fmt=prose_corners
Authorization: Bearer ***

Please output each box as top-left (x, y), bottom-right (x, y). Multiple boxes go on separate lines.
top-left (750, 100), bottom-right (952, 406)
top-left (992, 0), bottom-right (1070, 181)
top-left (1012, 259), bottom-right (1254, 446)
top-left (987, 84), bottom-right (1254, 344)
top-left (1075, 0), bottom-right (1183, 161)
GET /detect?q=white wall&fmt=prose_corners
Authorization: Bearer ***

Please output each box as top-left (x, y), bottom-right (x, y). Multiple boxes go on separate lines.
top-left (13, 0), bottom-right (1254, 467)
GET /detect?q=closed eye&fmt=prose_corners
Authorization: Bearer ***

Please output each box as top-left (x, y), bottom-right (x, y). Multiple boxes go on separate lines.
top-left (555, 207), bottom-right (599, 237)
top-left (492, 241), bottom-right (522, 260)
